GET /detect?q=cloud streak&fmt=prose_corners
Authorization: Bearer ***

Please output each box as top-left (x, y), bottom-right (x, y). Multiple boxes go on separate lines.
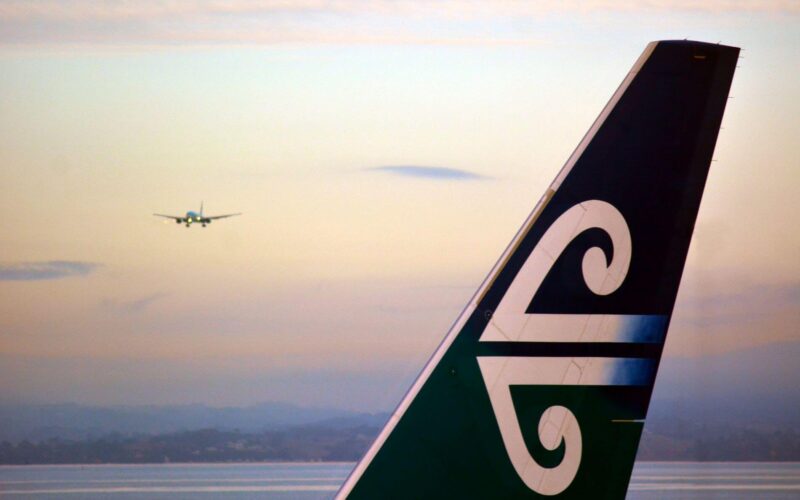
top-left (368, 165), bottom-right (488, 181)
top-left (667, 280), bottom-right (800, 357)
top-left (1, 1), bottom-right (796, 21)
top-left (1, 1), bottom-right (795, 48)
top-left (101, 293), bottom-right (168, 314)
top-left (0, 261), bottom-right (100, 281)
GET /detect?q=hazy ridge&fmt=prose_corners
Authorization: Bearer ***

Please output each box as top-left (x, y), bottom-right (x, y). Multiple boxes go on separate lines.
top-left (2, 342), bottom-right (798, 463)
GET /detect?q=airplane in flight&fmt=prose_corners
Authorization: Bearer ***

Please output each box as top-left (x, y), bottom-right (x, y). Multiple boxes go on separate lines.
top-left (337, 40), bottom-right (739, 498)
top-left (153, 202), bottom-right (241, 227)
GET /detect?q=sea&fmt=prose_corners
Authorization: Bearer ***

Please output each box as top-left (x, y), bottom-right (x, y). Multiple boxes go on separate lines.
top-left (1, 462), bottom-right (799, 498)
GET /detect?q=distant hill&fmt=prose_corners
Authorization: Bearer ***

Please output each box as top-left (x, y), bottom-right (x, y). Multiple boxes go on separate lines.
top-left (2, 341), bottom-right (798, 463)
top-left (648, 340), bottom-right (800, 428)
top-left (2, 419), bottom-right (799, 465)
top-left (0, 426), bottom-right (380, 464)
top-left (0, 402), bottom-right (388, 443)
top-left (638, 414), bottom-right (800, 461)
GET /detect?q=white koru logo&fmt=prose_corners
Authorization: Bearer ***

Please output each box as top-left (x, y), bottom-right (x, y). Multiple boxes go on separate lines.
top-left (477, 200), bottom-right (632, 496)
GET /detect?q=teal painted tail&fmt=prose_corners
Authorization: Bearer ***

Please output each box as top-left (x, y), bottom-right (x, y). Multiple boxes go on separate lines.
top-left (338, 40), bottom-right (739, 499)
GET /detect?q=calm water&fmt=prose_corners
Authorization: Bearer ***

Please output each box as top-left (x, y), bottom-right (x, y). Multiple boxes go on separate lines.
top-left (1, 462), bottom-right (799, 498)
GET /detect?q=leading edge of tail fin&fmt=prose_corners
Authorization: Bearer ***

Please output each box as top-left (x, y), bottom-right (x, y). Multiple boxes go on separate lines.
top-left (338, 40), bottom-right (739, 499)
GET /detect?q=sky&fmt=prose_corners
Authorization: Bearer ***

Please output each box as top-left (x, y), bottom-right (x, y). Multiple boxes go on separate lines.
top-left (0, 1), bottom-right (798, 412)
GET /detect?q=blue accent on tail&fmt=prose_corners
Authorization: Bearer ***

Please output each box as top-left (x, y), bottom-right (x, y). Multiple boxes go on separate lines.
top-left (620, 315), bottom-right (669, 343)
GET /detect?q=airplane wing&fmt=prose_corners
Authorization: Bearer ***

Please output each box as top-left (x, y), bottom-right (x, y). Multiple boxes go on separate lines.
top-left (204, 213), bottom-right (241, 220)
top-left (153, 213), bottom-right (183, 221)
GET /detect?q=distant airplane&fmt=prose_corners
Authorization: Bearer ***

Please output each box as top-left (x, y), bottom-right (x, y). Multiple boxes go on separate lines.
top-left (337, 40), bottom-right (739, 498)
top-left (153, 202), bottom-right (241, 227)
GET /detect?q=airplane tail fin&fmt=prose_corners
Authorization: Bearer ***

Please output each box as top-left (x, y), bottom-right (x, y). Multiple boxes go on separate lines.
top-left (337, 40), bottom-right (739, 499)
top-left (200, 201), bottom-right (204, 217)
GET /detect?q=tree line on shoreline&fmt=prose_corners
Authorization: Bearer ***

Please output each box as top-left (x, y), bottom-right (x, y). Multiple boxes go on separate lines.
top-left (2, 418), bottom-right (799, 465)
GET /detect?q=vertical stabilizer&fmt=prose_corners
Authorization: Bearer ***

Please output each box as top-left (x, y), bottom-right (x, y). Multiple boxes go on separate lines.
top-left (337, 40), bottom-right (739, 499)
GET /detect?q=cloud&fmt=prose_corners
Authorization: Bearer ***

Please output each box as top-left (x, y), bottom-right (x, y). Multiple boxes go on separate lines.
top-left (2, 1), bottom-right (794, 48)
top-left (683, 282), bottom-right (800, 321)
top-left (666, 280), bottom-right (800, 357)
top-left (367, 165), bottom-right (488, 181)
top-left (101, 293), bottom-right (168, 314)
top-left (0, 1), bottom-right (796, 23)
top-left (0, 261), bottom-right (100, 281)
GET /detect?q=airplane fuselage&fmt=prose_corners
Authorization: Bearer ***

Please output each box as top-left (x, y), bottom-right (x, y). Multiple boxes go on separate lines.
top-left (177, 211), bottom-right (211, 227)
top-left (154, 203), bottom-right (240, 227)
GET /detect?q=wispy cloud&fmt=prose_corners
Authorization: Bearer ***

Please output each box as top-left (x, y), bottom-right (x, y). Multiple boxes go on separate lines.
top-left (367, 165), bottom-right (488, 181)
top-left (0, 261), bottom-right (100, 281)
top-left (1, 1), bottom-right (796, 22)
top-left (667, 280), bottom-right (800, 356)
top-left (1, 1), bottom-right (795, 48)
top-left (101, 293), bottom-right (168, 314)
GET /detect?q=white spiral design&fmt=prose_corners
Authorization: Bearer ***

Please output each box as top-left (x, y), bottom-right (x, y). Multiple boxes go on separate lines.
top-left (535, 405), bottom-right (582, 495)
top-left (477, 358), bottom-right (584, 496)
top-left (492, 199), bottom-right (632, 321)
top-left (477, 200), bottom-right (631, 494)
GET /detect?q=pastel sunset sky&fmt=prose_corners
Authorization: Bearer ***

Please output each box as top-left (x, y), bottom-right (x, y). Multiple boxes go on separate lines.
top-left (1, 1), bottom-right (798, 411)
